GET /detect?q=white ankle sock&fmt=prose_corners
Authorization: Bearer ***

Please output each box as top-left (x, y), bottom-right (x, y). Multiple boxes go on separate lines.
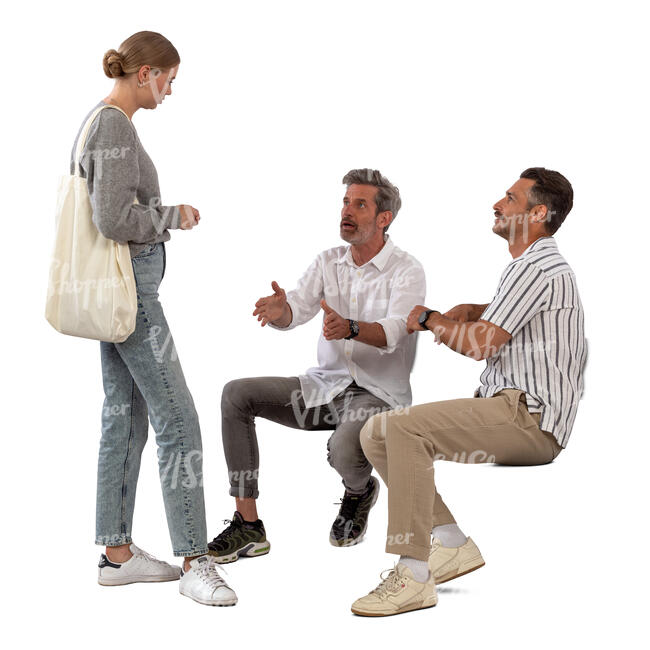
top-left (432, 524), bottom-right (467, 548)
top-left (398, 556), bottom-right (430, 582)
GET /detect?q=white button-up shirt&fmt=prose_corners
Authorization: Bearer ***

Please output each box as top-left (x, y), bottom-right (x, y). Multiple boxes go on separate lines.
top-left (269, 236), bottom-right (426, 409)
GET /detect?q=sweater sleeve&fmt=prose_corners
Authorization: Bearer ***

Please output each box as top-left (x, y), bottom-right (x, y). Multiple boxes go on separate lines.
top-left (79, 108), bottom-right (181, 243)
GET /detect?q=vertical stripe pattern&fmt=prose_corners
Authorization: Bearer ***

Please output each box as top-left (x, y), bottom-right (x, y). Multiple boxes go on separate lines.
top-left (477, 237), bottom-right (586, 447)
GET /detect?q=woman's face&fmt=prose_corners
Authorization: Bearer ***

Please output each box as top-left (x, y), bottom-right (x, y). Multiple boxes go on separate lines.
top-left (139, 64), bottom-right (179, 108)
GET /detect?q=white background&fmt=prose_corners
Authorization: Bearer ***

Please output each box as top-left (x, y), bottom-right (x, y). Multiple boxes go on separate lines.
top-left (1, 0), bottom-right (647, 647)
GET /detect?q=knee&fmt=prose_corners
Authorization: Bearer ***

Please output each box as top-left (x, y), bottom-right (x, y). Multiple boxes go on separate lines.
top-left (360, 411), bottom-right (393, 443)
top-left (327, 431), bottom-right (367, 472)
top-left (360, 413), bottom-right (391, 459)
top-left (221, 378), bottom-right (252, 414)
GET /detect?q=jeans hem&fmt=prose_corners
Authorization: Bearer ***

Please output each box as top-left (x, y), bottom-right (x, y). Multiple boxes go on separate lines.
top-left (96, 536), bottom-right (132, 547)
top-left (229, 486), bottom-right (259, 499)
top-left (173, 548), bottom-right (209, 558)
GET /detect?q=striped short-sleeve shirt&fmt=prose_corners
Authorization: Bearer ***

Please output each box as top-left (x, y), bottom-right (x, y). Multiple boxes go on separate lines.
top-left (476, 236), bottom-right (586, 447)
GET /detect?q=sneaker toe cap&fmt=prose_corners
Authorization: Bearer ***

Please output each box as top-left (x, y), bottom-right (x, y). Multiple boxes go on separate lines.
top-left (351, 594), bottom-right (390, 615)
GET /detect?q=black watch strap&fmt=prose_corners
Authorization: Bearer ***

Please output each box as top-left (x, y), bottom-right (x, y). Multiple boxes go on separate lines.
top-left (344, 319), bottom-right (360, 339)
top-left (418, 309), bottom-right (438, 329)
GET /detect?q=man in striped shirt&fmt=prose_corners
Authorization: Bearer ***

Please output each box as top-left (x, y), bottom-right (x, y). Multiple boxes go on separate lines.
top-left (351, 167), bottom-right (586, 617)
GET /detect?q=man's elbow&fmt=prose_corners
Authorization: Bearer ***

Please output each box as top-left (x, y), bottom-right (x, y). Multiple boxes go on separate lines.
top-left (471, 341), bottom-right (508, 361)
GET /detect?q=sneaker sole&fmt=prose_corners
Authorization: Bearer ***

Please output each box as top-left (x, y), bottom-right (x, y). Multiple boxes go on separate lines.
top-left (329, 477), bottom-right (380, 548)
top-left (351, 598), bottom-right (438, 617)
top-left (179, 589), bottom-right (238, 607)
top-left (98, 574), bottom-right (180, 586)
top-left (435, 558), bottom-right (485, 584)
top-left (208, 540), bottom-right (271, 565)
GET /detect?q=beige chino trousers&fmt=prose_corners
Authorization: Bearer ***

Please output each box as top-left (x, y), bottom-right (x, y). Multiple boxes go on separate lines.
top-left (360, 389), bottom-right (563, 561)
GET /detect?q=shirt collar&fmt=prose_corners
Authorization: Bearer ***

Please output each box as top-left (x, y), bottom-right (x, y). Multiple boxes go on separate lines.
top-left (517, 235), bottom-right (556, 259)
top-left (337, 235), bottom-right (395, 271)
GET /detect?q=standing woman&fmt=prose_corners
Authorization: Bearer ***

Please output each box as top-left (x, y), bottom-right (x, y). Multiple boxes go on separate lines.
top-left (70, 31), bottom-right (236, 607)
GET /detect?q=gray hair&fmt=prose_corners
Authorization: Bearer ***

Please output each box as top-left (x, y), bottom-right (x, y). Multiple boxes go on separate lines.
top-left (342, 168), bottom-right (401, 233)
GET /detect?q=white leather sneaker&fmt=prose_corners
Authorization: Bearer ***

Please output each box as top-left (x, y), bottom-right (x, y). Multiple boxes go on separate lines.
top-left (428, 536), bottom-right (485, 584)
top-left (351, 563), bottom-right (438, 617)
top-left (179, 555), bottom-right (238, 606)
top-left (98, 543), bottom-right (181, 586)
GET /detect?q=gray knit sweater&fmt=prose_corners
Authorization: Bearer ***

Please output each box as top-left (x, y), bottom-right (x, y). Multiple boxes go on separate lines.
top-left (70, 100), bottom-right (181, 257)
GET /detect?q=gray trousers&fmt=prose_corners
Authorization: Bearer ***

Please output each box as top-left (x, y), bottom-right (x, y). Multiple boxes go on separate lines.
top-left (221, 376), bottom-right (392, 497)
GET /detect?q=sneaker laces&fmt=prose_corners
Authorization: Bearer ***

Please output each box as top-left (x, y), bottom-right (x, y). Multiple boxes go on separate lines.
top-left (209, 518), bottom-right (243, 551)
top-left (214, 518), bottom-right (241, 541)
top-left (196, 557), bottom-right (229, 590)
top-left (131, 545), bottom-right (167, 565)
top-left (334, 494), bottom-right (360, 524)
top-left (370, 565), bottom-right (405, 599)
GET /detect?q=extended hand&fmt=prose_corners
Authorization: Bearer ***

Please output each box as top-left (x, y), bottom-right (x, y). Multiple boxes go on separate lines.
top-left (253, 281), bottom-right (287, 327)
top-left (321, 300), bottom-right (349, 340)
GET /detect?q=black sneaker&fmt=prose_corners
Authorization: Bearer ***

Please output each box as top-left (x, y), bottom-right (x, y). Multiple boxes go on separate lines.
top-left (208, 511), bottom-right (271, 564)
top-left (329, 476), bottom-right (380, 547)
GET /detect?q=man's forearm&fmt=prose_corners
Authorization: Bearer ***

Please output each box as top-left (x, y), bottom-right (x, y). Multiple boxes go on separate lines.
top-left (425, 312), bottom-right (502, 360)
top-left (466, 304), bottom-right (490, 321)
top-left (355, 321), bottom-right (388, 347)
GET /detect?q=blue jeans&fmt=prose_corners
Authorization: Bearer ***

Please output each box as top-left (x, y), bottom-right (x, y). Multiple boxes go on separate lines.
top-left (96, 242), bottom-right (208, 556)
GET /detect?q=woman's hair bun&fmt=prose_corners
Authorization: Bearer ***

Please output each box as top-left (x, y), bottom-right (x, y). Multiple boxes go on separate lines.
top-left (102, 49), bottom-right (124, 78)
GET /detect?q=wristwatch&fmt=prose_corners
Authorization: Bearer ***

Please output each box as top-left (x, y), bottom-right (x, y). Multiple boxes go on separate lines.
top-left (344, 319), bottom-right (360, 340)
top-left (418, 309), bottom-right (438, 330)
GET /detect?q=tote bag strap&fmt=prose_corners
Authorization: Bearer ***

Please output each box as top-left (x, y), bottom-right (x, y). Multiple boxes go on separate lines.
top-left (73, 104), bottom-right (131, 177)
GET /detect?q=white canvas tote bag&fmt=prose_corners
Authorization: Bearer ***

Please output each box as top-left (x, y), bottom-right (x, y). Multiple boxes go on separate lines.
top-left (45, 104), bottom-right (138, 343)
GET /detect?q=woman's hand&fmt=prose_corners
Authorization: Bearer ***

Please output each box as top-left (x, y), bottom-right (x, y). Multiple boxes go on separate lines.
top-left (177, 204), bottom-right (201, 230)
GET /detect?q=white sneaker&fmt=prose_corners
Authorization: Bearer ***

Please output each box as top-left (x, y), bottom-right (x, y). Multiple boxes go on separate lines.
top-left (351, 563), bottom-right (438, 617)
top-left (179, 555), bottom-right (238, 606)
top-left (428, 536), bottom-right (485, 584)
top-left (98, 543), bottom-right (181, 586)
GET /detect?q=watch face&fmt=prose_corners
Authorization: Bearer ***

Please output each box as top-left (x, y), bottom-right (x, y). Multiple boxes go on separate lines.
top-left (346, 320), bottom-right (359, 339)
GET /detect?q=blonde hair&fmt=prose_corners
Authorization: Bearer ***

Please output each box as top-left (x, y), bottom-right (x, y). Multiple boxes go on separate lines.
top-left (103, 31), bottom-right (180, 79)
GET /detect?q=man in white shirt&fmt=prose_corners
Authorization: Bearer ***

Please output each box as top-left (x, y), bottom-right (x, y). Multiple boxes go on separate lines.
top-left (207, 169), bottom-right (426, 561)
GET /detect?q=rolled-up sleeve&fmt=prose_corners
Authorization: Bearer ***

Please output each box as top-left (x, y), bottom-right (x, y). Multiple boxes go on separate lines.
top-left (375, 260), bottom-right (426, 354)
top-left (268, 255), bottom-right (324, 331)
top-left (480, 260), bottom-right (549, 337)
